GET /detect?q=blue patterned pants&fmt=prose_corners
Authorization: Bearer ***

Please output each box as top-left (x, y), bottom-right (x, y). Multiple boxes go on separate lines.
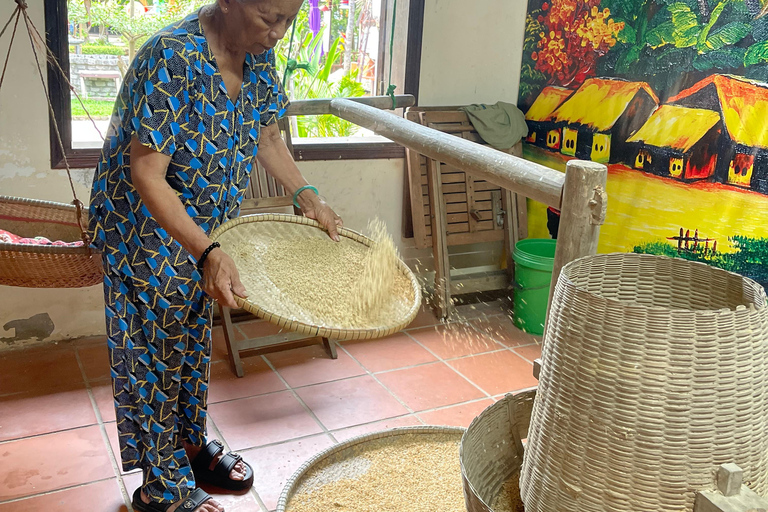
top-left (102, 260), bottom-right (212, 503)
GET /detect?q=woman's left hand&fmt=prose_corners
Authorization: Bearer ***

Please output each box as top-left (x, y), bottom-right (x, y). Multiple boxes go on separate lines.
top-left (302, 197), bottom-right (343, 242)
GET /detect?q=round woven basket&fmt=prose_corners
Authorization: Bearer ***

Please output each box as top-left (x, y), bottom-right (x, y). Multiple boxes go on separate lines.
top-left (520, 253), bottom-right (768, 512)
top-left (276, 426), bottom-right (465, 512)
top-left (210, 213), bottom-right (422, 341)
top-left (460, 390), bottom-right (536, 512)
top-left (0, 196), bottom-right (102, 288)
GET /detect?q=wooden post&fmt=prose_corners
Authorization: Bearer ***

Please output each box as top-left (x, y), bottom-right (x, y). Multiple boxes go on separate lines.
top-left (427, 158), bottom-right (453, 319)
top-left (548, 160), bottom-right (608, 309)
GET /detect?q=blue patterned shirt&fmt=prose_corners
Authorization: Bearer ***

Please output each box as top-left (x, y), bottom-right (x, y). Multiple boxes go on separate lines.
top-left (88, 12), bottom-right (289, 286)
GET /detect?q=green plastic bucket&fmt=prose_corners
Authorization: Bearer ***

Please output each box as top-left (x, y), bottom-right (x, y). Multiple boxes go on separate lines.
top-left (512, 239), bottom-right (557, 335)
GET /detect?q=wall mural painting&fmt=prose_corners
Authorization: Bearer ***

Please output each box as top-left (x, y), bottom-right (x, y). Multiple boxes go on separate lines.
top-left (519, 0), bottom-right (768, 289)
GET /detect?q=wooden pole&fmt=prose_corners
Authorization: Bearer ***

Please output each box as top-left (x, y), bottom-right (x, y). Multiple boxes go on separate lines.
top-left (548, 159), bottom-right (608, 309)
top-left (286, 95), bottom-right (416, 117)
top-left (329, 98), bottom-right (564, 208)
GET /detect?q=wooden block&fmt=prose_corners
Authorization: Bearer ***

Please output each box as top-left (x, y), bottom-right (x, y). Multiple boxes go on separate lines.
top-left (717, 464), bottom-right (743, 497)
top-left (695, 485), bottom-right (768, 512)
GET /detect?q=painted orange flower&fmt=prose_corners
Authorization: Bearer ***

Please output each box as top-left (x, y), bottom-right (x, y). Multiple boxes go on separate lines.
top-left (532, 0), bottom-right (624, 86)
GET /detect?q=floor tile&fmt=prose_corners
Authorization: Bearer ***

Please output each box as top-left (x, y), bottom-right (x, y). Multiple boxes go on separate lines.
top-left (0, 479), bottom-right (128, 512)
top-left (342, 333), bottom-right (437, 373)
top-left (0, 348), bottom-right (84, 396)
top-left (209, 391), bottom-right (323, 451)
top-left (122, 472), bottom-right (262, 512)
top-left (0, 386), bottom-right (97, 442)
top-left (91, 382), bottom-right (116, 423)
top-left (211, 326), bottom-right (232, 362)
top-left (240, 434), bottom-right (335, 511)
top-left (448, 351), bottom-right (537, 396)
top-left (376, 362), bottom-right (486, 412)
top-left (208, 358), bottom-right (286, 404)
top-left (76, 342), bottom-right (110, 383)
top-left (0, 425), bottom-right (114, 501)
top-left (409, 325), bottom-right (501, 360)
top-left (417, 399), bottom-right (494, 428)
top-left (513, 343), bottom-right (543, 363)
top-left (405, 306), bottom-right (442, 329)
top-left (237, 320), bottom-right (286, 340)
top-left (295, 375), bottom-right (409, 431)
top-left (265, 345), bottom-right (365, 388)
top-left (472, 316), bottom-right (540, 347)
top-left (330, 415), bottom-right (423, 443)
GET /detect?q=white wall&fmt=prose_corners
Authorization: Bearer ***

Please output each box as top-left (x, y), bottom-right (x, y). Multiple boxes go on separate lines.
top-left (418, 0), bottom-right (528, 106)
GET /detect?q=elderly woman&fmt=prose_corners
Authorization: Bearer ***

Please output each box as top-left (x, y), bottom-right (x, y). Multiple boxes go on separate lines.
top-left (88, 0), bottom-right (342, 511)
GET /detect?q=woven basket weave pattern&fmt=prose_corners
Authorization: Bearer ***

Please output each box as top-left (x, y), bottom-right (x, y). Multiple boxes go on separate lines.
top-left (520, 253), bottom-right (768, 512)
top-left (460, 391), bottom-right (535, 512)
top-left (211, 213), bottom-right (421, 341)
top-left (0, 196), bottom-right (102, 288)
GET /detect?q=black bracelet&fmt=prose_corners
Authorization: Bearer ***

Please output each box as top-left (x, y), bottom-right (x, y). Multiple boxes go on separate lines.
top-left (197, 242), bottom-right (220, 270)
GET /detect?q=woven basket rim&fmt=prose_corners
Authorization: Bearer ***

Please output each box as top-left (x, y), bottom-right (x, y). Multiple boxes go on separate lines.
top-left (0, 195), bottom-right (79, 212)
top-left (560, 252), bottom-right (767, 313)
top-left (0, 242), bottom-right (95, 255)
top-left (276, 425), bottom-right (466, 512)
top-left (210, 213), bottom-right (423, 341)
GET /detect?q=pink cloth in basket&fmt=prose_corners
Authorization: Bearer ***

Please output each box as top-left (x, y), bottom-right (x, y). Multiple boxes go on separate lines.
top-left (0, 228), bottom-right (84, 247)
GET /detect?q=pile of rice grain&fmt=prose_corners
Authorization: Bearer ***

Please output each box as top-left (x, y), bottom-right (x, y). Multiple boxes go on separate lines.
top-left (285, 437), bottom-right (464, 512)
top-left (233, 218), bottom-right (414, 329)
top-left (491, 472), bottom-right (525, 512)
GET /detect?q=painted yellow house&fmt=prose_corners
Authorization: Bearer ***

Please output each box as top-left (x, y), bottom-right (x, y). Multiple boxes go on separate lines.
top-left (550, 78), bottom-right (659, 164)
top-left (524, 86), bottom-right (574, 151)
top-left (669, 74), bottom-right (768, 194)
top-left (627, 105), bottom-right (722, 181)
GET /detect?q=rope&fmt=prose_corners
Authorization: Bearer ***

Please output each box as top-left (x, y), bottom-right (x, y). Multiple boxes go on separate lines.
top-left (386, 0), bottom-right (397, 109)
top-left (0, 1), bottom-right (91, 247)
top-left (25, 12), bottom-right (105, 141)
top-left (0, 8), bottom-right (21, 93)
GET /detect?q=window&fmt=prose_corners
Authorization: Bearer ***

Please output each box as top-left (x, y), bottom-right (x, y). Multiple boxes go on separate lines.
top-left (44, 0), bottom-right (424, 168)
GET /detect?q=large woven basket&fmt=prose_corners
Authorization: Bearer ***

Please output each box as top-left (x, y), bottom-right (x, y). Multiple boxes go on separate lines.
top-left (0, 196), bottom-right (102, 288)
top-left (461, 390), bottom-right (535, 512)
top-left (211, 213), bottom-right (422, 341)
top-left (520, 253), bottom-right (768, 512)
top-left (277, 426), bottom-right (465, 512)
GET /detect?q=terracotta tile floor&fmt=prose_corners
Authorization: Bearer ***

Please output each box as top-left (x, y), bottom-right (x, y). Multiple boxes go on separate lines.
top-left (0, 303), bottom-right (540, 511)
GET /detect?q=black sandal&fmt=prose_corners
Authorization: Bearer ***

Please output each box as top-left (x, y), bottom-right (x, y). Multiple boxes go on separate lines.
top-left (132, 487), bottom-right (213, 512)
top-left (191, 439), bottom-right (254, 491)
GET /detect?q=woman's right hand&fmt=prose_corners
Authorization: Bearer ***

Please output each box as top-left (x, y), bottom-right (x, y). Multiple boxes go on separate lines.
top-left (202, 248), bottom-right (248, 309)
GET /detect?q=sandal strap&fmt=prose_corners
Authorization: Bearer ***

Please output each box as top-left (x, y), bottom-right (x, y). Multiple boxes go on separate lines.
top-left (177, 488), bottom-right (211, 511)
top-left (193, 440), bottom-right (225, 470)
top-left (214, 451), bottom-right (243, 478)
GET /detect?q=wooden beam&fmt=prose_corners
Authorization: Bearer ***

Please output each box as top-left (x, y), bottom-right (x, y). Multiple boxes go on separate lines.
top-left (548, 160), bottom-right (608, 310)
top-left (328, 99), bottom-right (565, 208)
top-left (286, 95), bottom-right (416, 117)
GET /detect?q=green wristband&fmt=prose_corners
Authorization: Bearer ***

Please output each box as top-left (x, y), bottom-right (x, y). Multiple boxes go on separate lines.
top-left (293, 185), bottom-right (319, 209)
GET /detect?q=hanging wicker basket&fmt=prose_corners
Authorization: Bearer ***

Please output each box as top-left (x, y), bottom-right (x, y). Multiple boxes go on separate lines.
top-left (210, 213), bottom-right (422, 341)
top-left (0, 196), bottom-right (102, 288)
top-left (520, 253), bottom-right (768, 512)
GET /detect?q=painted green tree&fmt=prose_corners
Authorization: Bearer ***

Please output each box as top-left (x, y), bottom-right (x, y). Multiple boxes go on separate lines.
top-left (520, 0), bottom-right (768, 105)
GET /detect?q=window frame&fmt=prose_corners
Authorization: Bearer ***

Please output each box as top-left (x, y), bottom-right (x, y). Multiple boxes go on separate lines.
top-left (44, 0), bottom-right (425, 169)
